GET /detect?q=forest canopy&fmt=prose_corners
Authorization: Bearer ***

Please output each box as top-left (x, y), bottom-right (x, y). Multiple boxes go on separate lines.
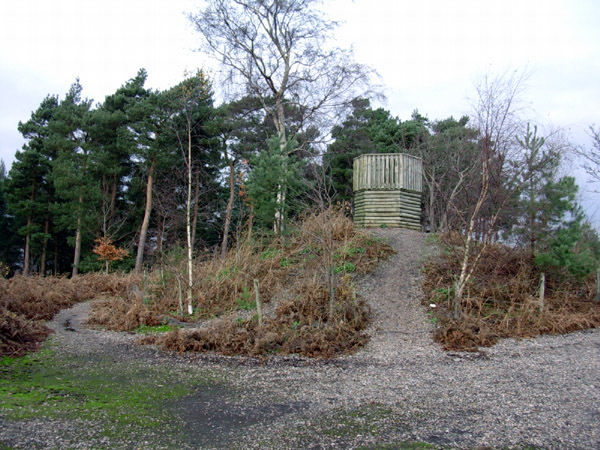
top-left (0, 0), bottom-right (598, 297)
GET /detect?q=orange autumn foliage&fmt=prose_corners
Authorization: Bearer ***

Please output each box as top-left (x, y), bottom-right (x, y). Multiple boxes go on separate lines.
top-left (92, 237), bottom-right (129, 264)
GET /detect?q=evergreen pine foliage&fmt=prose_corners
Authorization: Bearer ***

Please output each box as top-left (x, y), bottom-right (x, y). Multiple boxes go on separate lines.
top-left (246, 136), bottom-right (305, 230)
top-left (0, 161), bottom-right (21, 272)
top-left (533, 176), bottom-right (598, 278)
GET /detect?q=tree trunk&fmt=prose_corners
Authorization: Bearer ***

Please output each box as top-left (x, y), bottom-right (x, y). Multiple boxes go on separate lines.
top-left (191, 165), bottom-right (200, 250)
top-left (186, 122), bottom-right (194, 315)
top-left (135, 158), bottom-right (155, 273)
top-left (40, 212), bottom-right (50, 277)
top-left (274, 186), bottom-right (286, 234)
top-left (452, 158), bottom-right (490, 319)
top-left (220, 158), bottom-right (236, 258)
top-left (273, 102), bottom-right (288, 234)
top-left (23, 219), bottom-right (31, 277)
top-left (72, 193), bottom-right (83, 277)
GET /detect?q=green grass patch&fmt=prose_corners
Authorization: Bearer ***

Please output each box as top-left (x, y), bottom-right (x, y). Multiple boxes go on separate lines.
top-left (0, 347), bottom-right (222, 434)
top-left (260, 248), bottom-right (281, 260)
top-left (133, 323), bottom-right (178, 334)
top-left (280, 257), bottom-right (296, 268)
top-left (424, 233), bottom-right (440, 245)
top-left (335, 243), bottom-right (367, 259)
top-left (334, 262), bottom-right (356, 274)
top-left (235, 286), bottom-right (256, 311)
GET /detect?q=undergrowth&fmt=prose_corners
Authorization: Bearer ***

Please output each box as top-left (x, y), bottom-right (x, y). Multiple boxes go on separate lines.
top-left (0, 273), bottom-right (139, 356)
top-left (0, 209), bottom-right (393, 358)
top-left (136, 209), bottom-right (394, 357)
top-left (423, 236), bottom-right (600, 351)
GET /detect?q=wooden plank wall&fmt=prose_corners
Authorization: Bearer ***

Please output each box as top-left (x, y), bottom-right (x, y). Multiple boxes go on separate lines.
top-left (354, 190), bottom-right (422, 230)
top-left (353, 153), bottom-right (422, 193)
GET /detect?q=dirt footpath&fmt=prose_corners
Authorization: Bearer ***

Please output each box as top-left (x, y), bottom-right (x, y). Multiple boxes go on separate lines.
top-left (2, 229), bottom-right (599, 449)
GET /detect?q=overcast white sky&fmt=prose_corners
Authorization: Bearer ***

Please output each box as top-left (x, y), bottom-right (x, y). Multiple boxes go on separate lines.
top-left (1, 0), bottom-right (598, 221)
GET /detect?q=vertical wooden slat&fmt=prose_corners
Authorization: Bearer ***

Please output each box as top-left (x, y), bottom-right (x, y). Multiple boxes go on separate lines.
top-left (353, 153), bottom-right (423, 228)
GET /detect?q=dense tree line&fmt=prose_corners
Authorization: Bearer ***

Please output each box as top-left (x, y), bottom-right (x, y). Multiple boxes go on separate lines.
top-left (0, 69), bottom-right (323, 276)
top-left (0, 0), bottom-right (598, 287)
top-left (1, 70), bottom-right (599, 281)
top-left (0, 70), bottom-right (220, 276)
top-left (324, 89), bottom-right (600, 286)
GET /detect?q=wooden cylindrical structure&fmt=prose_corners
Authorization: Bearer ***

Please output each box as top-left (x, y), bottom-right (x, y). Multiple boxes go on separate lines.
top-left (352, 153), bottom-right (423, 230)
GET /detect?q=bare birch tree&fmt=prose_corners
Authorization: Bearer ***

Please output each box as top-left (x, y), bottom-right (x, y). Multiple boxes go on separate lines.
top-left (577, 126), bottom-right (600, 186)
top-left (190, 0), bottom-right (377, 233)
top-left (452, 70), bottom-right (528, 318)
top-left (170, 71), bottom-right (213, 315)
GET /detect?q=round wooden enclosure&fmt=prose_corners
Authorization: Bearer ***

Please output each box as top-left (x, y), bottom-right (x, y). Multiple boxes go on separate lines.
top-left (352, 153), bottom-right (423, 230)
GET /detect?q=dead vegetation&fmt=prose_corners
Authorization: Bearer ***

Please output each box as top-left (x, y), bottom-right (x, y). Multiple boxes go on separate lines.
top-left (0, 273), bottom-right (138, 356)
top-left (424, 236), bottom-right (600, 351)
top-left (1, 210), bottom-right (392, 358)
top-left (131, 209), bottom-right (393, 357)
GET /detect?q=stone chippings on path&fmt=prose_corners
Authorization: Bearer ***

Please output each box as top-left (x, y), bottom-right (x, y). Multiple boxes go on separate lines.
top-left (1, 228), bottom-right (599, 449)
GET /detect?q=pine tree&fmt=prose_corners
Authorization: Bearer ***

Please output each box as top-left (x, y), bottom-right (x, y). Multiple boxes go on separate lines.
top-left (130, 88), bottom-right (181, 272)
top-left (89, 69), bottom-right (149, 240)
top-left (325, 99), bottom-right (429, 202)
top-left (534, 177), bottom-right (597, 278)
top-left (215, 97), bottom-right (266, 256)
top-left (512, 124), bottom-right (561, 257)
top-left (6, 95), bottom-right (59, 275)
top-left (49, 80), bottom-right (96, 276)
top-left (0, 161), bottom-right (21, 273)
top-left (246, 136), bottom-right (304, 230)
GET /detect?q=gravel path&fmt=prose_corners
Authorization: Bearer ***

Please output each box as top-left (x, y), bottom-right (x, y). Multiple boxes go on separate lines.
top-left (2, 228), bottom-right (600, 449)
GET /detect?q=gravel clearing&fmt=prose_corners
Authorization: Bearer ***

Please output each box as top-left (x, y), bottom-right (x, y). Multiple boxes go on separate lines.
top-left (2, 228), bottom-right (599, 449)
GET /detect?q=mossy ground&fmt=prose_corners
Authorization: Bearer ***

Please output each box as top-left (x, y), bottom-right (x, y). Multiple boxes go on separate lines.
top-left (0, 345), bottom-right (225, 446)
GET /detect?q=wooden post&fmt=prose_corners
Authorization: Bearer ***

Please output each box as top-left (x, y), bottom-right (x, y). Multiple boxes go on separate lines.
top-left (176, 276), bottom-right (184, 315)
top-left (453, 280), bottom-right (461, 320)
top-left (539, 272), bottom-right (545, 314)
top-left (254, 279), bottom-right (263, 326)
top-left (596, 267), bottom-right (599, 302)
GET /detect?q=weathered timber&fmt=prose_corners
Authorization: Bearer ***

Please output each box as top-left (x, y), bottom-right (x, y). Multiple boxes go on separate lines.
top-left (353, 153), bottom-right (423, 230)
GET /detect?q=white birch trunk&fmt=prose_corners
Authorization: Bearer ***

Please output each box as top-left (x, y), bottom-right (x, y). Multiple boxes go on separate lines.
top-left (453, 158), bottom-right (489, 319)
top-left (273, 103), bottom-right (288, 234)
top-left (186, 121), bottom-right (194, 315)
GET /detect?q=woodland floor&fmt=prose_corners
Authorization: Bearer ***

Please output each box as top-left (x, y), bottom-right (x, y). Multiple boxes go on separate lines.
top-left (1, 228), bottom-right (599, 449)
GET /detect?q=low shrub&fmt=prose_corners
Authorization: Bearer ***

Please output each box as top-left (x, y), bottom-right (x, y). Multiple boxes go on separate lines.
top-left (424, 236), bottom-right (600, 351)
top-left (0, 273), bottom-right (139, 356)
